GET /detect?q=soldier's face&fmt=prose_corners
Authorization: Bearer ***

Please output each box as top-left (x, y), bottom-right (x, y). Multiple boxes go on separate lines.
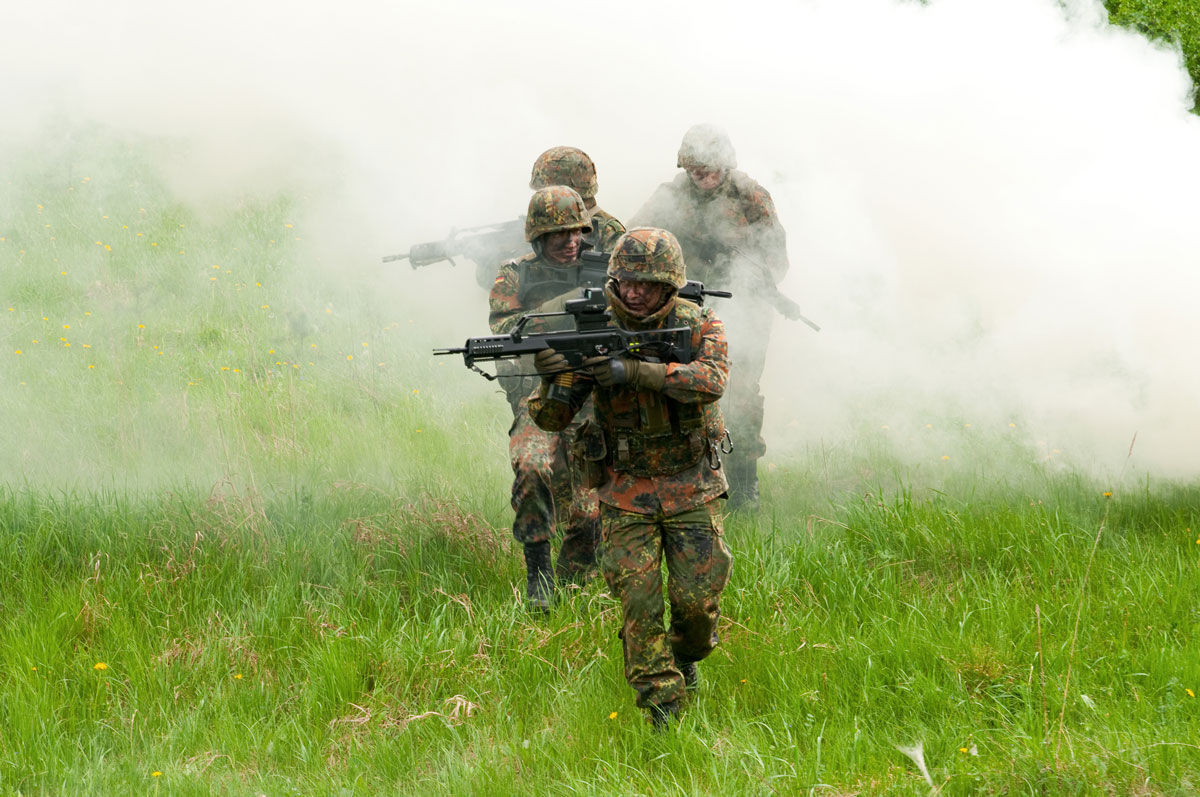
top-left (686, 166), bottom-right (725, 191)
top-left (616, 280), bottom-right (670, 316)
top-left (542, 228), bottom-right (583, 264)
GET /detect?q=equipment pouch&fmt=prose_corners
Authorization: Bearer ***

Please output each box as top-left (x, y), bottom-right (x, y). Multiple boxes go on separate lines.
top-left (571, 419), bottom-right (609, 489)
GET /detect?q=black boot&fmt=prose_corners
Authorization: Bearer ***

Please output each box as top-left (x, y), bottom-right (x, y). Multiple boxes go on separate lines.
top-left (648, 700), bottom-right (680, 730)
top-left (523, 541), bottom-right (555, 612)
top-left (726, 460), bottom-right (760, 512)
top-left (679, 661), bottom-right (699, 692)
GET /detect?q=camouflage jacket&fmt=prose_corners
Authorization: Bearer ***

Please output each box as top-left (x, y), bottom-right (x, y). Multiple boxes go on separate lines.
top-left (629, 170), bottom-right (789, 291)
top-left (588, 206), bottom-right (626, 253)
top-left (529, 293), bottom-right (730, 516)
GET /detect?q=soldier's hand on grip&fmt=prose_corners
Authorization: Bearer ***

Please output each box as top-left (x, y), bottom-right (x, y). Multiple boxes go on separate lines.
top-left (535, 347), bottom-right (569, 378)
top-left (584, 355), bottom-right (667, 391)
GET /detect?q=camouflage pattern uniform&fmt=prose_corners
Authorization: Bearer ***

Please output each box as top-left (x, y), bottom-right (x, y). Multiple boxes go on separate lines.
top-left (629, 124), bottom-right (790, 508)
top-left (490, 186), bottom-right (604, 592)
top-left (529, 146), bottom-right (626, 253)
top-left (530, 228), bottom-right (733, 719)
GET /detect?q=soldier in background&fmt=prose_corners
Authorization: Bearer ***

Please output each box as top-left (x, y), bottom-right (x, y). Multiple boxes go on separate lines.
top-left (528, 146), bottom-right (626, 255)
top-left (489, 186), bottom-right (602, 610)
top-left (495, 147), bottom-right (627, 412)
top-left (528, 228), bottom-right (733, 729)
top-left (630, 125), bottom-right (791, 511)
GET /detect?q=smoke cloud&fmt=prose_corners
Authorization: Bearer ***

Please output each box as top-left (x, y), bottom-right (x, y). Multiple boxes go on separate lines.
top-left (4, 0), bottom-right (1199, 482)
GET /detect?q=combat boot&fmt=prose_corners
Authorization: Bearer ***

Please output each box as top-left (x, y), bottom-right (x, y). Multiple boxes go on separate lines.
top-left (725, 461), bottom-right (760, 512)
top-left (523, 541), bottom-right (555, 612)
top-left (679, 661), bottom-right (699, 692)
top-left (648, 700), bottom-right (680, 730)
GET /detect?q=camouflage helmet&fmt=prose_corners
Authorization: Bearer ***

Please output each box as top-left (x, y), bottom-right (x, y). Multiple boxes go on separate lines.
top-left (676, 123), bottom-right (737, 170)
top-left (524, 185), bottom-right (592, 242)
top-left (530, 146), bottom-right (598, 200)
top-left (607, 227), bottom-right (686, 289)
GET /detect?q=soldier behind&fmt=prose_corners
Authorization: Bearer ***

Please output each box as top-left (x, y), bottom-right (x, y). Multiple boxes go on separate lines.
top-left (489, 185), bottom-right (603, 611)
top-left (528, 228), bottom-right (734, 729)
top-left (495, 147), bottom-right (628, 412)
top-left (529, 146), bottom-right (626, 255)
top-left (630, 124), bottom-right (790, 511)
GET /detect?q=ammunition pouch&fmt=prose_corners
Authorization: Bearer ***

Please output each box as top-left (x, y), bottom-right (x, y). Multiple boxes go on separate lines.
top-left (605, 401), bottom-right (722, 477)
top-left (571, 419), bottom-right (609, 489)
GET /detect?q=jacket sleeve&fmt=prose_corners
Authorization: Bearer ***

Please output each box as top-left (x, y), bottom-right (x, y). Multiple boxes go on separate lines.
top-left (737, 178), bottom-right (790, 284)
top-left (529, 375), bottom-right (595, 432)
top-left (487, 262), bottom-right (524, 334)
top-left (661, 309), bottom-right (729, 404)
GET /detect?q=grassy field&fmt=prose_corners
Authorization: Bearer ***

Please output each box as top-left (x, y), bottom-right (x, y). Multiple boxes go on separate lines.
top-left (3, 135), bottom-right (1200, 795)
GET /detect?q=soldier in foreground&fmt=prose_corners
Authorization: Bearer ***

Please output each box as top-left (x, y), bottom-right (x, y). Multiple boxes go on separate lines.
top-left (489, 185), bottom-right (603, 610)
top-left (528, 228), bottom-right (734, 728)
top-left (630, 124), bottom-right (792, 510)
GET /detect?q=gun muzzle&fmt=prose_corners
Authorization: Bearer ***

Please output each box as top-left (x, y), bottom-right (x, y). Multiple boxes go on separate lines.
top-left (432, 347), bottom-right (467, 356)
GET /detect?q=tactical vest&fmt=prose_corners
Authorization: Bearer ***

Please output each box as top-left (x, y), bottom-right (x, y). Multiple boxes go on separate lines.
top-left (595, 300), bottom-right (726, 477)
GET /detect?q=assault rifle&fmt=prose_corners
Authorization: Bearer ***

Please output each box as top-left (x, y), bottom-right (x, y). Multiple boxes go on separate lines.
top-left (383, 217), bottom-right (527, 289)
top-left (434, 286), bottom-right (721, 403)
top-left (674, 235), bottom-right (820, 331)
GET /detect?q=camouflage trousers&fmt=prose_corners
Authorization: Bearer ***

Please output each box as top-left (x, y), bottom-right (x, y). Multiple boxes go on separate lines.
top-left (600, 500), bottom-right (733, 709)
top-left (509, 401), bottom-right (600, 582)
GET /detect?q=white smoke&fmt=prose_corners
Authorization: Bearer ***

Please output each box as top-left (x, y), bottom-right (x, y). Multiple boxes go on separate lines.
top-left (4, 0), bottom-right (1199, 478)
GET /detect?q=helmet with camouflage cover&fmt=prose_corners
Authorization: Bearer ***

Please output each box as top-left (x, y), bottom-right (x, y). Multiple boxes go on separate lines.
top-left (606, 227), bottom-right (687, 289)
top-left (530, 146), bottom-right (598, 200)
top-left (525, 185), bottom-right (592, 242)
top-left (676, 123), bottom-right (737, 170)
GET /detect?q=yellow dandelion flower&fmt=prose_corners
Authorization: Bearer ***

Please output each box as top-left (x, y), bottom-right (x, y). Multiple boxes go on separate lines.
top-left (959, 747), bottom-right (969, 753)
top-left (293, 363), bottom-right (299, 369)
top-left (325, 308), bottom-right (332, 314)
top-left (82, 344), bottom-right (90, 348)
top-left (88, 365), bottom-right (94, 369)
top-left (221, 366), bottom-right (230, 371)
top-left (234, 673), bottom-right (243, 680)
top-left (941, 455), bottom-right (950, 461)
top-left (347, 354), bottom-right (353, 360)
top-left (416, 429), bottom-right (422, 433)
top-left (104, 245), bottom-right (111, 251)
top-left (84, 311), bottom-right (91, 316)
top-left (233, 368), bottom-right (241, 374)
top-left (14, 350), bottom-right (20, 355)
top-left (1188, 689), bottom-right (1195, 698)
top-left (1008, 423), bottom-right (1016, 428)
top-left (740, 678), bottom-right (747, 683)
top-left (30, 666), bottom-right (36, 671)
top-left (137, 232), bottom-right (143, 237)
top-left (881, 425), bottom-right (889, 431)
top-left (210, 277), bottom-right (217, 281)
top-left (7, 308), bottom-right (12, 312)
top-left (412, 389), bottom-right (419, 395)
top-left (122, 225), bottom-right (128, 229)
top-left (137, 324), bottom-right (145, 329)
top-left (256, 282), bottom-right (262, 287)
top-left (608, 711), bottom-right (618, 720)
top-left (268, 349), bottom-right (275, 354)
top-left (152, 771), bottom-right (162, 777)
top-left (42, 316), bottom-right (48, 321)
top-left (63, 324), bottom-right (69, 329)
top-left (284, 223), bottom-right (294, 228)
top-left (37, 204), bottom-right (43, 210)
top-left (64, 343), bottom-right (70, 348)
top-left (361, 342), bottom-right (368, 347)
top-left (260, 304), bottom-right (269, 309)
top-left (95, 241), bottom-right (102, 245)
top-left (151, 242), bottom-right (157, 247)
top-left (1103, 492), bottom-right (1112, 498)
top-left (925, 424), bottom-right (932, 429)
top-left (93, 662), bottom-right (108, 671)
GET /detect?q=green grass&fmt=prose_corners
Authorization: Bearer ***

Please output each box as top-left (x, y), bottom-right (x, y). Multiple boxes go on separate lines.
top-left (3, 130), bottom-right (1200, 794)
